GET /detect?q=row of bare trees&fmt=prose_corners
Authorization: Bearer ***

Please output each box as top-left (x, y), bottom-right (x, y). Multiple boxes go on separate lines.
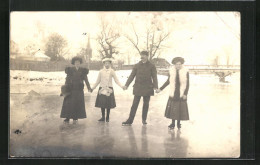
top-left (97, 12), bottom-right (171, 60)
top-left (11, 12), bottom-right (172, 62)
top-left (125, 23), bottom-right (170, 60)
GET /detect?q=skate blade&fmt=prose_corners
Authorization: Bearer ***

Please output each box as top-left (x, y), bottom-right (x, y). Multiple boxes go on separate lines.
top-left (122, 123), bottom-right (132, 126)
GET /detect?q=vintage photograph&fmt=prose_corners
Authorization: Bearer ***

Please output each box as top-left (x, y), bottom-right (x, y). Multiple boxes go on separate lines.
top-left (9, 11), bottom-right (240, 158)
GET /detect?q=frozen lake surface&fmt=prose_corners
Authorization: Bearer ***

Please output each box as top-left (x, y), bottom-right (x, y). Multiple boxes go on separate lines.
top-left (9, 70), bottom-right (240, 158)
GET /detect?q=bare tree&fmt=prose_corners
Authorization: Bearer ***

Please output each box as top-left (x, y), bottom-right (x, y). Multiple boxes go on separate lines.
top-left (125, 13), bottom-right (171, 60)
top-left (96, 16), bottom-right (120, 59)
top-left (215, 12), bottom-right (240, 40)
top-left (44, 33), bottom-right (69, 61)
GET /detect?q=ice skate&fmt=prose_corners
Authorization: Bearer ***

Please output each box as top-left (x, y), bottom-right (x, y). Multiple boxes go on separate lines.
top-left (177, 123), bottom-right (181, 130)
top-left (73, 119), bottom-right (78, 124)
top-left (168, 123), bottom-right (175, 130)
top-left (63, 118), bottom-right (69, 124)
top-left (142, 120), bottom-right (147, 125)
top-left (122, 120), bottom-right (132, 126)
top-left (98, 117), bottom-right (105, 122)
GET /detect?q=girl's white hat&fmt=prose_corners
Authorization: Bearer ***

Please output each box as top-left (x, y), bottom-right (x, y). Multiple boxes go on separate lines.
top-left (102, 58), bottom-right (113, 63)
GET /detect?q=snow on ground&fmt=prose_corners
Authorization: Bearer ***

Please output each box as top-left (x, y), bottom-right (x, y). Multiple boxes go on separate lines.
top-left (9, 69), bottom-right (240, 158)
top-left (10, 70), bottom-right (239, 94)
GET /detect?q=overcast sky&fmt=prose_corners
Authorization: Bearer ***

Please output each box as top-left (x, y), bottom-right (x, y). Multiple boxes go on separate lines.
top-left (10, 12), bottom-right (240, 65)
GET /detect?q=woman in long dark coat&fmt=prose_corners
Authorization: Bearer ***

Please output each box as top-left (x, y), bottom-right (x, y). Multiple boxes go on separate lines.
top-left (157, 57), bottom-right (190, 129)
top-left (60, 57), bottom-right (92, 124)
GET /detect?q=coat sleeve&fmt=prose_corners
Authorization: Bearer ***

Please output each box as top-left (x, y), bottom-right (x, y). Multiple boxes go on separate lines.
top-left (92, 71), bottom-right (101, 89)
top-left (82, 68), bottom-right (91, 90)
top-left (112, 70), bottom-right (123, 88)
top-left (65, 67), bottom-right (71, 74)
top-left (151, 64), bottom-right (158, 89)
top-left (65, 67), bottom-right (72, 85)
top-left (184, 72), bottom-right (190, 95)
top-left (125, 64), bottom-right (137, 87)
top-left (160, 76), bottom-right (170, 91)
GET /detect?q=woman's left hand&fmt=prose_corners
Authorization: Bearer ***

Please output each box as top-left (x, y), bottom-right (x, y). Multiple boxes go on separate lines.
top-left (182, 95), bottom-right (187, 100)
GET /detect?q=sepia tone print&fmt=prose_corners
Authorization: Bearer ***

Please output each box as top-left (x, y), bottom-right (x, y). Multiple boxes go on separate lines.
top-left (10, 12), bottom-right (240, 158)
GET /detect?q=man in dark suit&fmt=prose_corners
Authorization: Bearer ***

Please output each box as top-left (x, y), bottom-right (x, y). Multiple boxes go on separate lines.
top-left (122, 51), bottom-right (158, 125)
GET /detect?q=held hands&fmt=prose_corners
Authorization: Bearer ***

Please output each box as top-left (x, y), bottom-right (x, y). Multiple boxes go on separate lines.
top-left (90, 86), bottom-right (96, 92)
top-left (182, 95), bottom-right (187, 100)
top-left (122, 86), bottom-right (128, 90)
top-left (155, 89), bottom-right (161, 93)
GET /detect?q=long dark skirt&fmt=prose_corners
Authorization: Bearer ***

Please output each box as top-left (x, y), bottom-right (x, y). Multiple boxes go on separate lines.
top-left (164, 97), bottom-right (189, 120)
top-left (95, 87), bottom-right (116, 109)
top-left (60, 89), bottom-right (86, 119)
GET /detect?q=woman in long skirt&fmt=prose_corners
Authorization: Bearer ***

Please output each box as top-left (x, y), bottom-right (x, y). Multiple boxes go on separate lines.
top-left (60, 56), bottom-right (92, 124)
top-left (156, 57), bottom-right (190, 129)
top-left (91, 58), bottom-right (124, 122)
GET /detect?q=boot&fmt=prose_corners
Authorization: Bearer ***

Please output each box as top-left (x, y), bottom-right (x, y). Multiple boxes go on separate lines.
top-left (73, 119), bottom-right (78, 124)
top-left (142, 120), bottom-right (147, 125)
top-left (99, 108), bottom-right (105, 122)
top-left (64, 118), bottom-right (69, 123)
top-left (98, 117), bottom-right (105, 122)
top-left (177, 120), bottom-right (181, 129)
top-left (106, 109), bottom-right (110, 122)
top-left (122, 119), bottom-right (132, 126)
top-left (168, 123), bottom-right (175, 129)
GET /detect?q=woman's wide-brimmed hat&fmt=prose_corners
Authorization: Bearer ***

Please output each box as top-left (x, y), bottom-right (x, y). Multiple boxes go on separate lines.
top-left (71, 56), bottom-right (83, 65)
top-left (172, 57), bottom-right (185, 64)
top-left (102, 57), bottom-right (113, 63)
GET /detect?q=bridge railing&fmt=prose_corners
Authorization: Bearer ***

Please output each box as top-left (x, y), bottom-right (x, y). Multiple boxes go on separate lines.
top-left (185, 65), bottom-right (240, 70)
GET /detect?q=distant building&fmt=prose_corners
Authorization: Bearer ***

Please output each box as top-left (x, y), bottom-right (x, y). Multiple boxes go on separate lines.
top-left (150, 58), bottom-right (171, 68)
top-left (77, 35), bottom-right (93, 68)
top-left (15, 50), bottom-right (50, 62)
top-left (85, 35), bottom-right (92, 63)
top-left (33, 50), bottom-right (50, 61)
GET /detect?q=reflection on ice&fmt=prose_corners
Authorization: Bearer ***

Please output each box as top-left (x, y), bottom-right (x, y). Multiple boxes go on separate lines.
top-left (93, 124), bottom-right (115, 157)
top-left (164, 130), bottom-right (189, 158)
top-left (141, 126), bottom-right (149, 157)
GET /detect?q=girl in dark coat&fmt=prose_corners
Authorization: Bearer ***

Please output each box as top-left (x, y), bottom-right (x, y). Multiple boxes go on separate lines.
top-left (156, 57), bottom-right (190, 129)
top-left (60, 57), bottom-right (92, 124)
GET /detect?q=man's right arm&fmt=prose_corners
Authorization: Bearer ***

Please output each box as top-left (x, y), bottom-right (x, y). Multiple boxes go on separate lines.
top-left (125, 64), bottom-right (137, 87)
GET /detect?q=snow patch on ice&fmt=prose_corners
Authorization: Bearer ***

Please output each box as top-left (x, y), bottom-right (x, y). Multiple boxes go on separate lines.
top-left (28, 90), bottom-right (41, 97)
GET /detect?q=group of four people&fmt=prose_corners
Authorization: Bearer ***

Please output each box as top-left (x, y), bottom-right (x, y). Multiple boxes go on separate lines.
top-left (60, 51), bottom-right (190, 129)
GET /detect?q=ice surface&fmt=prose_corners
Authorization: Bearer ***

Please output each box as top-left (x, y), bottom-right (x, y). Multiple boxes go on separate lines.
top-left (9, 70), bottom-right (240, 158)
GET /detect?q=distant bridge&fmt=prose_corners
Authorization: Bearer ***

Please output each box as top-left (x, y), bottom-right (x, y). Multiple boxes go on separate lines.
top-left (157, 65), bottom-right (240, 83)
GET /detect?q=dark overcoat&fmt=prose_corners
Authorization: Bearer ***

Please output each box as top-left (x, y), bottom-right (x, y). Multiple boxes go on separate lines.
top-left (60, 67), bottom-right (91, 119)
top-left (125, 61), bottom-right (158, 96)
